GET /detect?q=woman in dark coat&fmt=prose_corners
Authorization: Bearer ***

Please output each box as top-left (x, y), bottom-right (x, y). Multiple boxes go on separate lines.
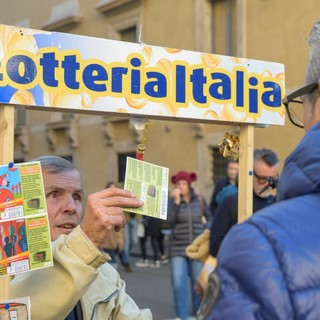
top-left (167, 170), bottom-right (210, 320)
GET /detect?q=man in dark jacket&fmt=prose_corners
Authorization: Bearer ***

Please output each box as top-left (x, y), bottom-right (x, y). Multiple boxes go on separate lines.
top-left (209, 148), bottom-right (279, 257)
top-left (199, 20), bottom-right (320, 319)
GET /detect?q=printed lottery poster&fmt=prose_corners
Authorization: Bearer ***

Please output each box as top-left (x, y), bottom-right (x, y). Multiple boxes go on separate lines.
top-left (124, 157), bottom-right (169, 220)
top-left (0, 161), bottom-right (53, 277)
top-left (0, 296), bottom-right (30, 320)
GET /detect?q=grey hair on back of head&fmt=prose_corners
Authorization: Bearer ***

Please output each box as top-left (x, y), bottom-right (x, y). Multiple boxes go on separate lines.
top-left (306, 21), bottom-right (320, 85)
top-left (30, 155), bottom-right (78, 174)
top-left (305, 21), bottom-right (320, 115)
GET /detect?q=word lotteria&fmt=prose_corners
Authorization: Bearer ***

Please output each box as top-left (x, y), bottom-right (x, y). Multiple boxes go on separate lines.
top-left (1, 49), bottom-right (283, 116)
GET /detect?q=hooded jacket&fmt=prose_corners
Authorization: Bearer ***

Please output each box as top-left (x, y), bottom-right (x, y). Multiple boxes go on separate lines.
top-left (203, 122), bottom-right (320, 319)
top-left (10, 226), bottom-right (152, 320)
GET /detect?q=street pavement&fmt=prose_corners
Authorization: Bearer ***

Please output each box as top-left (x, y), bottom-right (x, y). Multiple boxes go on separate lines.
top-left (116, 233), bottom-right (199, 320)
top-left (118, 256), bottom-right (176, 320)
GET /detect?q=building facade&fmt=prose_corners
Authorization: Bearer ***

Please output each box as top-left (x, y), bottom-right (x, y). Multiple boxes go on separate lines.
top-left (0, 0), bottom-right (317, 200)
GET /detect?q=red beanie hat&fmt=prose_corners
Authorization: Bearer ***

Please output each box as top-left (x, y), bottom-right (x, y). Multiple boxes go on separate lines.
top-left (171, 171), bottom-right (197, 184)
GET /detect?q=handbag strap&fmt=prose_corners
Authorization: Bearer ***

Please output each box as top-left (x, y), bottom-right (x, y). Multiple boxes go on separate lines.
top-left (198, 194), bottom-right (206, 219)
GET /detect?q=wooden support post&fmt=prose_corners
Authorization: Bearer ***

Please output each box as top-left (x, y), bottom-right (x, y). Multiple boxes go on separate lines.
top-left (238, 123), bottom-right (254, 223)
top-left (0, 105), bottom-right (15, 300)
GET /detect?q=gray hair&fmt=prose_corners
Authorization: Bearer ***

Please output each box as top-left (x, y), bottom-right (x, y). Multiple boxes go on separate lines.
top-left (30, 155), bottom-right (79, 174)
top-left (305, 21), bottom-right (320, 115)
top-left (254, 148), bottom-right (279, 167)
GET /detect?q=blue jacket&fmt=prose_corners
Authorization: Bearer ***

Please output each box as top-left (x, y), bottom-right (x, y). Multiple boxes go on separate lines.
top-left (204, 122), bottom-right (320, 319)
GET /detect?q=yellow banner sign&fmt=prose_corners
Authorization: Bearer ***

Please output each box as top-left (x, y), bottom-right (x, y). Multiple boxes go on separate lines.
top-left (0, 24), bottom-right (285, 125)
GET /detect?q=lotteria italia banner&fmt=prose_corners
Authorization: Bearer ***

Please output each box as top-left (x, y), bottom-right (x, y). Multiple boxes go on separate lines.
top-left (0, 24), bottom-right (285, 125)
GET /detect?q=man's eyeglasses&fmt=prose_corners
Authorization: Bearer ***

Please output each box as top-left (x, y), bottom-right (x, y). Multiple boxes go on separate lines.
top-left (253, 171), bottom-right (278, 188)
top-left (282, 82), bottom-right (318, 128)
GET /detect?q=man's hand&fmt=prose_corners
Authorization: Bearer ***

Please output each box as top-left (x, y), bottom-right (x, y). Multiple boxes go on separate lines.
top-left (81, 188), bottom-right (143, 249)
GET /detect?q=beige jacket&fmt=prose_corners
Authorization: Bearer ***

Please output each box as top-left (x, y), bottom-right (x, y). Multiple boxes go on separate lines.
top-left (185, 229), bottom-right (217, 292)
top-left (10, 226), bottom-right (152, 320)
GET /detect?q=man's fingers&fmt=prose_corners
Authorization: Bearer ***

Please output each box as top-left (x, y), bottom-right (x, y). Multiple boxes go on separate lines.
top-left (89, 188), bottom-right (144, 208)
top-left (94, 196), bottom-right (144, 208)
top-left (82, 187), bottom-right (142, 249)
top-left (96, 187), bottom-right (136, 199)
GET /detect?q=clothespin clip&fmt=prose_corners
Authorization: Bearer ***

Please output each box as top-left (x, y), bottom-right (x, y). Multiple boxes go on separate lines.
top-left (130, 116), bottom-right (149, 161)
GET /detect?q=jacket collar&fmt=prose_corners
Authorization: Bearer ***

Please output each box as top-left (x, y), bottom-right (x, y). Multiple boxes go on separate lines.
top-left (277, 121), bottom-right (320, 201)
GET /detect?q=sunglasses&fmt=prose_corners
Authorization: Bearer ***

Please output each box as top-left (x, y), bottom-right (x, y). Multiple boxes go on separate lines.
top-left (253, 171), bottom-right (278, 188)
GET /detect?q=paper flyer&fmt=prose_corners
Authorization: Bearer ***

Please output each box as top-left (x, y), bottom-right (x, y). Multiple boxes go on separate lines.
top-left (0, 161), bottom-right (53, 277)
top-left (0, 297), bottom-right (30, 320)
top-left (124, 157), bottom-right (169, 220)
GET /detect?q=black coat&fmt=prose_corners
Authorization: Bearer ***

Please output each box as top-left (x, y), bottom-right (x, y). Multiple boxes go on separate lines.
top-left (209, 191), bottom-right (274, 257)
top-left (143, 216), bottom-right (161, 237)
top-left (209, 177), bottom-right (230, 218)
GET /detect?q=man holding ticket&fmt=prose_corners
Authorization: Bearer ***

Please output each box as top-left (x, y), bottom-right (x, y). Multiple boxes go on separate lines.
top-left (9, 155), bottom-right (152, 320)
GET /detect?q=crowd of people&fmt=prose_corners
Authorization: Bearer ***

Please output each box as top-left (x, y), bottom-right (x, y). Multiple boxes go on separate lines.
top-left (9, 148), bottom-right (277, 320)
top-left (6, 19), bottom-right (320, 320)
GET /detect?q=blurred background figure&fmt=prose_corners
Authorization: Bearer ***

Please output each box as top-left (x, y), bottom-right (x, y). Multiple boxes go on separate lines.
top-left (103, 182), bottom-right (132, 272)
top-left (135, 215), bottom-right (162, 268)
top-left (123, 211), bottom-right (138, 270)
top-left (209, 160), bottom-right (239, 219)
top-left (167, 170), bottom-right (210, 320)
top-left (158, 219), bottom-right (170, 264)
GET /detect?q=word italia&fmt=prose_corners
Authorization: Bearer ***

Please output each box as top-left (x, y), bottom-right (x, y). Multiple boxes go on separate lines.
top-left (1, 48), bottom-right (283, 115)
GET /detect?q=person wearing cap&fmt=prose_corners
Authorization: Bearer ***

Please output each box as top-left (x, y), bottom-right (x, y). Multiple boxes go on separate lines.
top-left (167, 170), bottom-right (211, 320)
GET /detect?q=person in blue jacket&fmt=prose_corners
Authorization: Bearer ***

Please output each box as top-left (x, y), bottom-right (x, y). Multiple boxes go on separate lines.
top-left (209, 160), bottom-right (239, 218)
top-left (199, 20), bottom-right (320, 320)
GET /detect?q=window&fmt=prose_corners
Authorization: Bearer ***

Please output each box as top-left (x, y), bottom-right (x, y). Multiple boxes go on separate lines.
top-left (211, 147), bottom-right (229, 182)
top-left (15, 109), bottom-right (26, 127)
top-left (118, 152), bottom-right (135, 183)
top-left (42, 0), bottom-right (82, 31)
top-left (97, 0), bottom-right (141, 41)
top-left (120, 26), bottom-right (137, 42)
top-left (210, 0), bottom-right (236, 55)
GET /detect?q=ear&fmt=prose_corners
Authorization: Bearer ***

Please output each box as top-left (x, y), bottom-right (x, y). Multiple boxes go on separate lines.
top-left (314, 96), bottom-right (320, 120)
top-left (307, 95), bottom-right (320, 131)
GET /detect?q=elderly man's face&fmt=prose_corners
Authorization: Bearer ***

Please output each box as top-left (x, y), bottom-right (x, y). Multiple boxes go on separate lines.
top-left (253, 160), bottom-right (279, 198)
top-left (43, 169), bottom-right (84, 241)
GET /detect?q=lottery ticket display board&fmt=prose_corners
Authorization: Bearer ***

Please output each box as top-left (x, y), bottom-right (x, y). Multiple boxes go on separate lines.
top-left (0, 162), bottom-right (52, 277)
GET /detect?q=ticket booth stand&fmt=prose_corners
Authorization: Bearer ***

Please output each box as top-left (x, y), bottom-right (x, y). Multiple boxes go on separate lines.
top-left (0, 24), bottom-right (285, 303)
